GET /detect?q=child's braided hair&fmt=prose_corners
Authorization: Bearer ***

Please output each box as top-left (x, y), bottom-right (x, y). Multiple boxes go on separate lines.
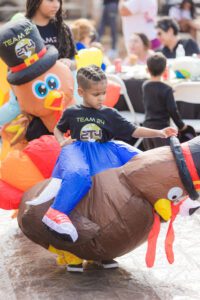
top-left (77, 65), bottom-right (107, 90)
top-left (25, 0), bottom-right (76, 59)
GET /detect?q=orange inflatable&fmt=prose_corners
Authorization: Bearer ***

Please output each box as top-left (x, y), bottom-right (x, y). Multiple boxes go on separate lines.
top-left (0, 19), bottom-right (74, 209)
top-left (11, 61), bottom-right (74, 133)
top-left (0, 18), bottom-right (74, 135)
top-left (1, 151), bottom-right (44, 191)
top-left (104, 80), bottom-right (121, 108)
top-left (0, 58), bottom-right (10, 107)
top-left (0, 135), bottom-right (60, 210)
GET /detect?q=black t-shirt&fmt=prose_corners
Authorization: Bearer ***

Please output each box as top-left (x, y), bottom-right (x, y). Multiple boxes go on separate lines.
top-left (159, 38), bottom-right (200, 58)
top-left (142, 81), bottom-right (185, 129)
top-left (57, 105), bottom-right (136, 142)
top-left (26, 117), bottom-right (52, 141)
top-left (36, 21), bottom-right (76, 59)
top-left (37, 22), bottom-right (59, 50)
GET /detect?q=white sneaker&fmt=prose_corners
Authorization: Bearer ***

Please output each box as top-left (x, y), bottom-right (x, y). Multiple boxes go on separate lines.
top-left (101, 259), bottom-right (119, 269)
top-left (66, 263), bottom-right (84, 273)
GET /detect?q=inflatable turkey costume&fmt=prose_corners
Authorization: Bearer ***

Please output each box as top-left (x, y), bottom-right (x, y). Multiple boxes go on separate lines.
top-left (18, 136), bottom-right (200, 268)
top-left (0, 18), bottom-right (74, 136)
top-left (0, 19), bottom-right (74, 209)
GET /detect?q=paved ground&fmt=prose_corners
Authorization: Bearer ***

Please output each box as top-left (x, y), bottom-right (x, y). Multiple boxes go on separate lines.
top-left (0, 209), bottom-right (200, 300)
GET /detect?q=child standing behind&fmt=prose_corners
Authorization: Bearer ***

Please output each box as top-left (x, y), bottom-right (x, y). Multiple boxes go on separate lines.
top-left (142, 53), bottom-right (187, 150)
top-left (28, 65), bottom-right (177, 243)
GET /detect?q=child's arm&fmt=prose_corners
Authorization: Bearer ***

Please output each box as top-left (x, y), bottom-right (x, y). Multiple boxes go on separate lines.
top-left (132, 126), bottom-right (178, 139)
top-left (54, 127), bottom-right (76, 147)
top-left (166, 88), bottom-right (186, 130)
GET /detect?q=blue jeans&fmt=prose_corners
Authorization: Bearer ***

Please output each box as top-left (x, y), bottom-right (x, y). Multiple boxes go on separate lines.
top-left (98, 3), bottom-right (118, 50)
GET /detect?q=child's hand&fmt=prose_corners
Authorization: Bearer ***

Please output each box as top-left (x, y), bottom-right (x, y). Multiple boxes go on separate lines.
top-left (60, 137), bottom-right (76, 147)
top-left (159, 127), bottom-right (178, 138)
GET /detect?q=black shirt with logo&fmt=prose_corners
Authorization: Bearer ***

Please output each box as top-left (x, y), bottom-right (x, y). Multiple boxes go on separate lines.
top-left (36, 22), bottom-right (59, 50)
top-left (57, 105), bottom-right (136, 142)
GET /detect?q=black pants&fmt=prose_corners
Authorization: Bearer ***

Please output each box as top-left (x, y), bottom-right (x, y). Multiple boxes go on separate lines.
top-left (143, 136), bottom-right (170, 150)
top-left (142, 122), bottom-right (170, 150)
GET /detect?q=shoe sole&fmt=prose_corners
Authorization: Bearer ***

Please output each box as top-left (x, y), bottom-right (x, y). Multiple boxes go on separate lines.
top-left (66, 266), bottom-right (84, 273)
top-left (102, 263), bottom-right (119, 269)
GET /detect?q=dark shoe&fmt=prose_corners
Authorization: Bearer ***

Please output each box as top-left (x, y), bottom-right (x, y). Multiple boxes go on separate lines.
top-left (101, 259), bottom-right (119, 269)
top-left (67, 263), bottom-right (84, 273)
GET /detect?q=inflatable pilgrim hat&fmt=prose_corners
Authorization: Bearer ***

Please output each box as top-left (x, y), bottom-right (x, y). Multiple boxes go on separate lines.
top-left (0, 18), bottom-right (74, 143)
top-left (18, 136), bottom-right (200, 269)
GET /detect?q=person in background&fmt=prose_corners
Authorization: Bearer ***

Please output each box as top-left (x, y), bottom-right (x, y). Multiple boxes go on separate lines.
top-left (119, 0), bottom-right (160, 53)
top-left (156, 16), bottom-right (200, 58)
top-left (25, 0), bottom-right (77, 140)
top-left (71, 18), bottom-right (108, 70)
top-left (123, 33), bottom-right (154, 65)
top-left (98, 0), bottom-right (119, 59)
top-left (25, 0), bottom-right (76, 60)
top-left (71, 18), bottom-right (97, 51)
top-left (142, 53), bottom-right (188, 150)
top-left (169, 0), bottom-right (200, 40)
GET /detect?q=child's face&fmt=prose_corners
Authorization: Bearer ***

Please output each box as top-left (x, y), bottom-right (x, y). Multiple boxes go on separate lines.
top-left (38, 0), bottom-right (60, 19)
top-left (78, 80), bottom-right (107, 110)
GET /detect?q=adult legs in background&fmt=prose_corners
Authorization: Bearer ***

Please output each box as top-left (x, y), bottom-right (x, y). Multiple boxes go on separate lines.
top-left (108, 3), bottom-right (118, 51)
top-left (98, 3), bottom-right (118, 58)
top-left (179, 19), bottom-right (199, 40)
top-left (98, 4), bottom-right (107, 41)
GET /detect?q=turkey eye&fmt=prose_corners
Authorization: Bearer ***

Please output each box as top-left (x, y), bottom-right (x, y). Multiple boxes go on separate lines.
top-left (167, 187), bottom-right (183, 201)
top-left (38, 84), bottom-right (47, 95)
top-left (45, 74), bottom-right (60, 90)
top-left (33, 81), bottom-right (48, 99)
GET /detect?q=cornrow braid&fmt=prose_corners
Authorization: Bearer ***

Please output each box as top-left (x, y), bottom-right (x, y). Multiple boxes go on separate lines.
top-left (25, 0), bottom-right (77, 59)
top-left (77, 65), bottom-right (107, 89)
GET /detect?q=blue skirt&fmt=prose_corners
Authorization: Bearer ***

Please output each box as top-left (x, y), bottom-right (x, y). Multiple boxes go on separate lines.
top-left (51, 141), bottom-right (141, 214)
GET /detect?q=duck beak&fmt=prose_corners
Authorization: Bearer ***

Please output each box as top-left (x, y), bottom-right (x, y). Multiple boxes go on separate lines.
top-left (44, 90), bottom-right (64, 111)
top-left (154, 198), bottom-right (172, 221)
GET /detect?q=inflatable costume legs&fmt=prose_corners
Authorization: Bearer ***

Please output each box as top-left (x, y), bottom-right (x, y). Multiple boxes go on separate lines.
top-left (28, 141), bottom-right (141, 242)
top-left (28, 144), bottom-right (92, 242)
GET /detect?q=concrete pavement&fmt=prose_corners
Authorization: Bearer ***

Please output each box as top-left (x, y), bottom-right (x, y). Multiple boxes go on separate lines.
top-left (0, 209), bottom-right (200, 300)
